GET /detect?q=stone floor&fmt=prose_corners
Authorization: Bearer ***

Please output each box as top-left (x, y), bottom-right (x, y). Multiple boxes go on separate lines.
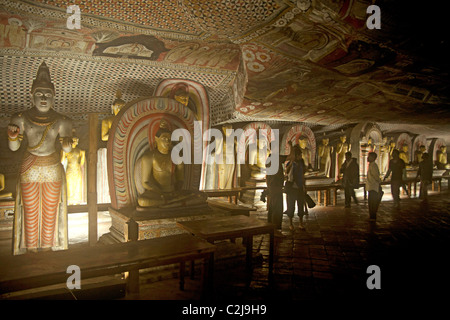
top-left (1, 186), bottom-right (449, 307)
top-left (130, 189), bottom-right (450, 305)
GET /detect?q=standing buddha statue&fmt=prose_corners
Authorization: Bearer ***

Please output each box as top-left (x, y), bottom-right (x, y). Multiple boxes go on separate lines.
top-left (7, 61), bottom-right (73, 255)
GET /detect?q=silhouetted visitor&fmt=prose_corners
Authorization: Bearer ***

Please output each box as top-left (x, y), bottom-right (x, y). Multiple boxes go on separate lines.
top-left (284, 146), bottom-right (306, 230)
top-left (261, 155), bottom-right (286, 237)
top-left (367, 152), bottom-right (382, 220)
top-left (383, 149), bottom-right (405, 208)
top-left (416, 153), bottom-right (433, 201)
top-left (340, 151), bottom-right (359, 208)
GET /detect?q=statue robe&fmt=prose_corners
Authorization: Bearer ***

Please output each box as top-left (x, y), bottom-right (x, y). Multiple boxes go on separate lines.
top-left (13, 152), bottom-right (68, 255)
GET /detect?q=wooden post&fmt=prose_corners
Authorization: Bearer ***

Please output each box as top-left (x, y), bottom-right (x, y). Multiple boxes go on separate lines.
top-left (87, 113), bottom-right (98, 245)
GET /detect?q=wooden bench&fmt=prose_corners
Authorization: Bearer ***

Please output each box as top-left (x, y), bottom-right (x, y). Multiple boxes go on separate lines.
top-left (207, 199), bottom-right (256, 216)
top-left (0, 233), bottom-right (215, 299)
top-left (204, 188), bottom-right (241, 204)
top-left (177, 215), bottom-right (274, 285)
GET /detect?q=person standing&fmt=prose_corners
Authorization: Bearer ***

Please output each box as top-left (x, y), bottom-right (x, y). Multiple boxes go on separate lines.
top-left (284, 146), bottom-right (306, 230)
top-left (340, 151), bottom-right (359, 208)
top-left (261, 155), bottom-right (286, 236)
top-left (415, 153), bottom-right (433, 201)
top-left (383, 149), bottom-right (406, 208)
top-left (367, 152), bottom-right (382, 220)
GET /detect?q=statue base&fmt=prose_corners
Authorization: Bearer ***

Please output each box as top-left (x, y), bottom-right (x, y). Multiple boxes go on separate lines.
top-left (240, 178), bottom-right (267, 207)
top-left (0, 198), bottom-right (14, 241)
top-left (103, 204), bottom-right (228, 243)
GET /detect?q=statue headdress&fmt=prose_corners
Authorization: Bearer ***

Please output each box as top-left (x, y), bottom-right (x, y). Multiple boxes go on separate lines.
top-left (31, 61), bottom-right (55, 93)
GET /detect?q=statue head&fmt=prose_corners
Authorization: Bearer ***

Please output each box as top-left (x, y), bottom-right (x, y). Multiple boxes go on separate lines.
top-left (401, 145), bottom-right (408, 152)
top-left (419, 145), bottom-right (426, 152)
top-left (72, 137), bottom-right (79, 149)
top-left (390, 140), bottom-right (396, 148)
top-left (298, 137), bottom-right (308, 149)
top-left (155, 120), bottom-right (172, 154)
top-left (340, 135), bottom-right (347, 143)
top-left (111, 90), bottom-right (126, 116)
top-left (31, 62), bottom-right (55, 113)
top-left (322, 138), bottom-right (329, 145)
top-left (441, 145), bottom-right (447, 153)
top-left (256, 137), bottom-right (268, 150)
top-left (172, 83), bottom-right (190, 107)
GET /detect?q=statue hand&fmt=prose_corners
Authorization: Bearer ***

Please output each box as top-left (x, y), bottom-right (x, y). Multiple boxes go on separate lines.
top-left (61, 137), bottom-right (73, 151)
top-left (7, 124), bottom-right (19, 139)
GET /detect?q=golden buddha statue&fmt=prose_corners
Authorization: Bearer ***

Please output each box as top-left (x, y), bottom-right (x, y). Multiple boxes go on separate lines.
top-left (216, 124), bottom-right (236, 189)
top-left (136, 120), bottom-right (207, 208)
top-left (101, 90), bottom-right (126, 141)
top-left (61, 137), bottom-right (85, 205)
top-left (318, 138), bottom-right (333, 177)
top-left (437, 145), bottom-right (449, 169)
top-left (389, 139), bottom-right (396, 159)
top-left (0, 173), bottom-right (13, 199)
top-left (399, 144), bottom-right (410, 166)
top-left (379, 137), bottom-right (390, 174)
top-left (298, 138), bottom-right (312, 171)
top-left (249, 137), bottom-right (269, 180)
top-left (336, 135), bottom-right (350, 175)
top-left (414, 145), bottom-right (426, 164)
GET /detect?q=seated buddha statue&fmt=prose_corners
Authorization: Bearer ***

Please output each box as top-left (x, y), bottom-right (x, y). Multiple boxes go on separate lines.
top-left (136, 120), bottom-right (207, 209)
top-left (414, 145), bottom-right (426, 164)
top-left (399, 145), bottom-right (410, 167)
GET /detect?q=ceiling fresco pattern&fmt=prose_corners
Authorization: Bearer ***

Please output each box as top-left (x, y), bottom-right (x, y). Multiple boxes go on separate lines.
top-left (0, 0), bottom-right (449, 133)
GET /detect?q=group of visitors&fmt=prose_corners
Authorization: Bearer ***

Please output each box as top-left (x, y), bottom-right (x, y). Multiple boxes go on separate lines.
top-left (263, 145), bottom-right (434, 234)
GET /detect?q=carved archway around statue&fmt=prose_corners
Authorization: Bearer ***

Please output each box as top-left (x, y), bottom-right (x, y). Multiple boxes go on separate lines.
top-left (429, 138), bottom-right (446, 165)
top-left (237, 122), bottom-right (275, 164)
top-left (107, 97), bottom-right (197, 210)
top-left (154, 79), bottom-right (210, 189)
top-left (280, 124), bottom-right (316, 168)
top-left (395, 133), bottom-right (412, 163)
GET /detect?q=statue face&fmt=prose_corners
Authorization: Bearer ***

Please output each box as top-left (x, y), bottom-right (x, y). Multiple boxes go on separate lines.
top-left (32, 88), bottom-right (54, 113)
top-left (298, 138), bottom-right (307, 149)
top-left (402, 145), bottom-right (408, 152)
top-left (175, 94), bottom-right (189, 106)
top-left (340, 136), bottom-right (346, 143)
top-left (258, 138), bottom-right (267, 149)
top-left (155, 132), bottom-right (171, 154)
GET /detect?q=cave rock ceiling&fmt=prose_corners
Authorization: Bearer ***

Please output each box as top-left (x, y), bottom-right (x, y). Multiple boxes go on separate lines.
top-left (0, 0), bottom-right (449, 134)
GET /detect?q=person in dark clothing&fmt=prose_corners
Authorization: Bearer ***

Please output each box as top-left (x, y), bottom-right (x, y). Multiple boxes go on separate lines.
top-left (284, 146), bottom-right (306, 230)
top-left (340, 151), bottom-right (360, 208)
top-left (415, 153), bottom-right (433, 201)
top-left (261, 155), bottom-right (286, 236)
top-left (383, 149), bottom-right (405, 208)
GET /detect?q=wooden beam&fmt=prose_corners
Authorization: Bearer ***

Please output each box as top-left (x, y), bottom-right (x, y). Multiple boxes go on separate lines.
top-left (87, 113), bottom-right (99, 245)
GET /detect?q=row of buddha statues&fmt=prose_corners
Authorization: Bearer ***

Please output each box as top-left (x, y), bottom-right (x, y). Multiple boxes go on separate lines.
top-left (2, 62), bottom-right (449, 255)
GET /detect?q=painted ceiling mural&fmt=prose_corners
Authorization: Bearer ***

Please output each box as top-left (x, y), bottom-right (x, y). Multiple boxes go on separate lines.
top-left (0, 0), bottom-right (449, 136)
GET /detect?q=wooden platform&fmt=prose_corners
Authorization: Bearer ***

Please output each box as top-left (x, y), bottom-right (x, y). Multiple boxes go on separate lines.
top-left (0, 233), bottom-right (215, 299)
